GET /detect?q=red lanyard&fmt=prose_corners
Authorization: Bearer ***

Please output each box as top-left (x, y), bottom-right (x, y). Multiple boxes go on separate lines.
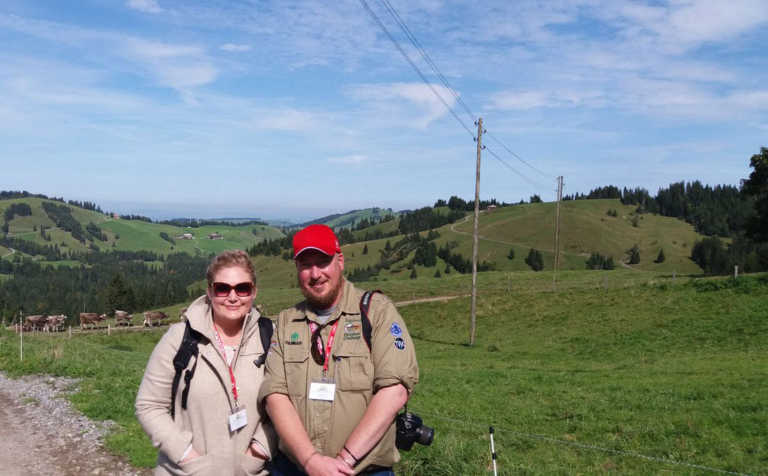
top-left (212, 325), bottom-right (239, 404)
top-left (309, 319), bottom-right (340, 374)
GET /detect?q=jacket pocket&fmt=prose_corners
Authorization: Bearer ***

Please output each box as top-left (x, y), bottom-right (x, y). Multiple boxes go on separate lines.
top-left (237, 453), bottom-right (268, 476)
top-left (334, 349), bottom-right (373, 391)
top-left (284, 347), bottom-right (309, 397)
top-left (177, 453), bottom-right (213, 476)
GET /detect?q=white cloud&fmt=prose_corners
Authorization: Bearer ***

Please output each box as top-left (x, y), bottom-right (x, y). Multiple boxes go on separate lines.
top-left (328, 154), bottom-right (368, 164)
top-left (220, 43), bottom-right (251, 52)
top-left (127, 0), bottom-right (164, 14)
top-left (349, 82), bottom-right (457, 128)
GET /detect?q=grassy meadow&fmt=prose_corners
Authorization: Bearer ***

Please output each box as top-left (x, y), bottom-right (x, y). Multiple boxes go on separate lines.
top-left (1, 270), bottom-right (765, 475)
top-left (0, 197), bottom-right (285, 259)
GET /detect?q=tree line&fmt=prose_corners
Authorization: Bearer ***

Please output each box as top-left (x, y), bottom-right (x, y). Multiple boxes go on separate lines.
top-left (0, 251), bottom-right (209, 324)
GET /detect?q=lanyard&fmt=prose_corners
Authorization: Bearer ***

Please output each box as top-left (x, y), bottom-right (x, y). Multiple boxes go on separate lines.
top-left (212, 325), bottom-right (240, 405)
top-left (309, 319), bottom-right (340, 374)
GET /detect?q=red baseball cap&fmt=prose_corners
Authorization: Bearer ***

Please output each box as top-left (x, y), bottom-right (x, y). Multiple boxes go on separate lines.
top-left (292, 224), bottom-right (341, 258)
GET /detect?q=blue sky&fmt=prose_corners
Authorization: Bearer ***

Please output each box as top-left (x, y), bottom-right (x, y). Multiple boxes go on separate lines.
top-left (1, 0), bottom-right (767, 221)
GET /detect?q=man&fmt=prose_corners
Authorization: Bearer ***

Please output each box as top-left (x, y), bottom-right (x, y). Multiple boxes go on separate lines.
top-left (260, 224), bottom-right (419, 476)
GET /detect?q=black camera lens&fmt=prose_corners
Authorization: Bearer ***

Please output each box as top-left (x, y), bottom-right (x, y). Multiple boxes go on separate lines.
top-left (396, 412), bottom-right (434, 451)
top-left (415, 424), bottom-right (434, 446)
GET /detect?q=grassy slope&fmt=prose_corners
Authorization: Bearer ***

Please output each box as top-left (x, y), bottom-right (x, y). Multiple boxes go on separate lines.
top-left (0, 198), bottom-right (285, 258)
top-left (302, 207), bottom-right (398, 229)
top-left (342, 200), bottom-right (705, 280)
top-left (1, 271), bottom-right (765, 475)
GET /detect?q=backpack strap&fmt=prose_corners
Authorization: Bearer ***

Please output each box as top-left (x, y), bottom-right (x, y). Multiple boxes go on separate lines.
top-left (253, 316), bottom-right (274, 368)
top-left (359, 290), bottom-right (382, 352)
top-left (170, 320), bottom-right (204, 420)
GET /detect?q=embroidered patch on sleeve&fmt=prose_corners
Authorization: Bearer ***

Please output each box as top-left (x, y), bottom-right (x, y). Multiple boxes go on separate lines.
top-left (394, 337), bottom-right (406, 350)
top-left (390, 323), bottom-right (402, 337)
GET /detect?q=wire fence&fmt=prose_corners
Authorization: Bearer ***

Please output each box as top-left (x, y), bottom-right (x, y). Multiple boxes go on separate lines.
top-left (419, 410), bottom-right (754, 476)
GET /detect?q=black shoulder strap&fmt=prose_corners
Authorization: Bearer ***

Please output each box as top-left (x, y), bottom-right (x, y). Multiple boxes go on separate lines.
top-left (359, 290), bottom-right (382, 352)
top-left (253, 316), bottom-right (274, 368)
top-left (170, 320), bottom-right (204, 420)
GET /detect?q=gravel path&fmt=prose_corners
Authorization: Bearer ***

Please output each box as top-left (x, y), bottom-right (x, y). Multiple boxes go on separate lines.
top-left (0, 372), bottom-right (150, 476)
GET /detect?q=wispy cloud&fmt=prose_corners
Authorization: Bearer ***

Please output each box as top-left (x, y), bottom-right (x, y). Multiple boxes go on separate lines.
top-left (220, 43), bottom-right (251, 52)
top-left (127, 0), bottom-right (164, 14)
top-left (328, 154), bottom-right (367, 164)
top-left (348, 82), bottom-right (457, 128)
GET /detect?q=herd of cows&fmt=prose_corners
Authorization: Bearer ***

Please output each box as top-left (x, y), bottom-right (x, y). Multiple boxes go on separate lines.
top-left (21, 310), bottom-right (176, 332)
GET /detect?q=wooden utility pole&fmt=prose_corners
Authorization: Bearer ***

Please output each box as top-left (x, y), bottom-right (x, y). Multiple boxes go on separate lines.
top-left (470, 118), bottom-right (483, 346)
top-left (553, 176), bottom-right (564, 289)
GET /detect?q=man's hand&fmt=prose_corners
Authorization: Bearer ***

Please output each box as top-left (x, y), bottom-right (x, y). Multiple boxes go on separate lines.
top-left (304, 453), bottom-right (354, 476)
top-left (179, 447), bottom-right (200, 464)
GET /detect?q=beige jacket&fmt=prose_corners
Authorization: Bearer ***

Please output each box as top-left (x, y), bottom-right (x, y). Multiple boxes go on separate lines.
top-left (259, 279), bottom-right (419, 472)
top-left (136, 295), bottom-right (276, 476)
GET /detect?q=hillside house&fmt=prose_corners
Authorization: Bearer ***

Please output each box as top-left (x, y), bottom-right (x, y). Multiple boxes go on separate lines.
top-left (208, 232), bottom-right (224, 240)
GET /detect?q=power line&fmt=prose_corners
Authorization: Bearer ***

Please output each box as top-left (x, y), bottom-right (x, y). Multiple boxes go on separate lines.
top-left (378, 0), bottom-right (475, 123)
top-left (486, 130), bottom-right (551, 178)
top-left (485, 145), bottom-right (549, 190)
top-left (363, 0), bottom-right (553, 187)
top-left (358, 0), bottom-right (475, 139)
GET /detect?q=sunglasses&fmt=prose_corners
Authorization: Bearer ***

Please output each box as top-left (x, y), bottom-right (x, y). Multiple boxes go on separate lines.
top-left (211, 282), bottom-right (254, 298)
top-left (310, 325), bottom-right (326, 365)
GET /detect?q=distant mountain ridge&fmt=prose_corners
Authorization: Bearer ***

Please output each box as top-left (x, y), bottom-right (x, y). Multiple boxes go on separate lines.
top-left (296, 207), bottom-right (399, 229)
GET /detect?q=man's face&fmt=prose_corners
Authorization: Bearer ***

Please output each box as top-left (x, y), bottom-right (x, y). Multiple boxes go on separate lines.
top-left (295, 249), bottom-right (344, 310)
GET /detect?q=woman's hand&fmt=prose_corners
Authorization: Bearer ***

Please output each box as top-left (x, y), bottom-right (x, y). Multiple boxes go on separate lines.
top-left (180, 447), bottom-right (201, 464)
top-left (247, 442), bottom-right (269, 460)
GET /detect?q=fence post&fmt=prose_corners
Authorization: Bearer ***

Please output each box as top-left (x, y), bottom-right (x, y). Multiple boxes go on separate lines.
top-left (68, 326), bottom-right (72, 339)
top-left (108, 324), bottom-right (111, 336)
top-left (734, 265), bottom-right (738, 279)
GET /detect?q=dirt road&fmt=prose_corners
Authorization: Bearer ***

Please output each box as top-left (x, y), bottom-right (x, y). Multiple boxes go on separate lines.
top-left (0, 373), bottom-right (148, 476)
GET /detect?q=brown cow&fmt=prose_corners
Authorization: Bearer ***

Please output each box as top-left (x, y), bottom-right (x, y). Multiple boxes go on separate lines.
top-left (79, 312), bottom-right (105, 330)
top-left (25, 315), bottom-right (46, 331)
top-left (114, 310), bottom-right (132, 326)
top-left (143, 311), bottom-right (168, 327)
top-left (45, 314), bottom-right (66, 332)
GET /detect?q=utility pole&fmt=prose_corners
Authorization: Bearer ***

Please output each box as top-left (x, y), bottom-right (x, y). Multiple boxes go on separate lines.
top-left (553, 176), bottom-right (564, 289)
top-left (470, 118), bottom-right (484, 346)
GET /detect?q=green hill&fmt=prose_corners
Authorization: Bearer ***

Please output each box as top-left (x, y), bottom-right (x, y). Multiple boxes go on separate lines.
top-left (341, 199), bottom-right (705, 279)
top-left (298, 207), bottom-right (398, 229)
top-left (0, 197), bottom-right (285, 261)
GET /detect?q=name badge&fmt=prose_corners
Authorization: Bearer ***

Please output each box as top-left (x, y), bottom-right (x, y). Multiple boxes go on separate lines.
top-left (229, 407), bottom-right (248, 432)
top-left (309, 380), bottom-right (336, 401)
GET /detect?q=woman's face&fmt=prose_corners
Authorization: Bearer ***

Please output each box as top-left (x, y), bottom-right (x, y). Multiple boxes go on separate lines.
top-left (206, 265), bottom-right (256, 324)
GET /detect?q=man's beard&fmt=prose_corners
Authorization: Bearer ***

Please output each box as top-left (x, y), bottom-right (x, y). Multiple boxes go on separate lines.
top-left (301, 275), bottom-right (343, 310)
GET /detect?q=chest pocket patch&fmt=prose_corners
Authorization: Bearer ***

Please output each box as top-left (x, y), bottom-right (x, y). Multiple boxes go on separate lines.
top-left (333, 347), bottom-right (373, 391)
top-left (284, 345), bottom-right (309, 397)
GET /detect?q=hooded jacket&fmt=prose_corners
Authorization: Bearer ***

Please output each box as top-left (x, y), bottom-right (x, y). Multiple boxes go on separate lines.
top-left (136, 295), bottom-right (276, 476)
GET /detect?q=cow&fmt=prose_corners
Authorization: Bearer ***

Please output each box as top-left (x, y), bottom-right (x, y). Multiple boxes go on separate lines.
top-left (143, 311), bottom-right (168, 327)
top-left (24, 315), bottom-right (46, 332)
top-left (45, 314), bottom-right (66, 332)
top-left (114, 310), bottom-right (132, 327)
top-left (79, 312), bottom-right (105, 330)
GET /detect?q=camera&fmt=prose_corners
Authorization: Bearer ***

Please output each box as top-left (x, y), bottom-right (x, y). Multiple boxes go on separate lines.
top-left (395, 412), bottom-right (434, 451)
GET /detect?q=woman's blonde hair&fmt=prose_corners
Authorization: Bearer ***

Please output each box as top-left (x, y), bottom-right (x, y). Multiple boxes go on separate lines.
top-left (206, 250), bottom-right (256, 287)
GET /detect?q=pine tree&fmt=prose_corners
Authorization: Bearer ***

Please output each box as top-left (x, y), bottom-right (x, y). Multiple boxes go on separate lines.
top-left (410, 268), bottom-right (418, 279)
top-left (434, 269), bottom-right (441, 278)
top-left (655, 248), bottom-right (666, 263)
top-left (626, 244), bottom-right (640, 264)
top-left (444, 264), bottom-right (451, 274)
top-left (507, 248), bottom-right (515, 260)
top-left (362, 244), bottom-right (368, 255)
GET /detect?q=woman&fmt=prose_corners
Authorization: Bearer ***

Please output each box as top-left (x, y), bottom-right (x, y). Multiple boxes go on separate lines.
top-left (136, 250), bottom-right (276, 475)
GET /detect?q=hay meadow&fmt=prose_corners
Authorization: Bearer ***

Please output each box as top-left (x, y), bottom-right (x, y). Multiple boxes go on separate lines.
top-left (1, 269), bottom-right (765, 475)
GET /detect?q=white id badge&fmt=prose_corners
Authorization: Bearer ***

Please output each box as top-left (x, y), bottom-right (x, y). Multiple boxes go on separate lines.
top-left (229, 407), bottom-right (248, 432)
top-left (309, 380), bottom-right (336, 401)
